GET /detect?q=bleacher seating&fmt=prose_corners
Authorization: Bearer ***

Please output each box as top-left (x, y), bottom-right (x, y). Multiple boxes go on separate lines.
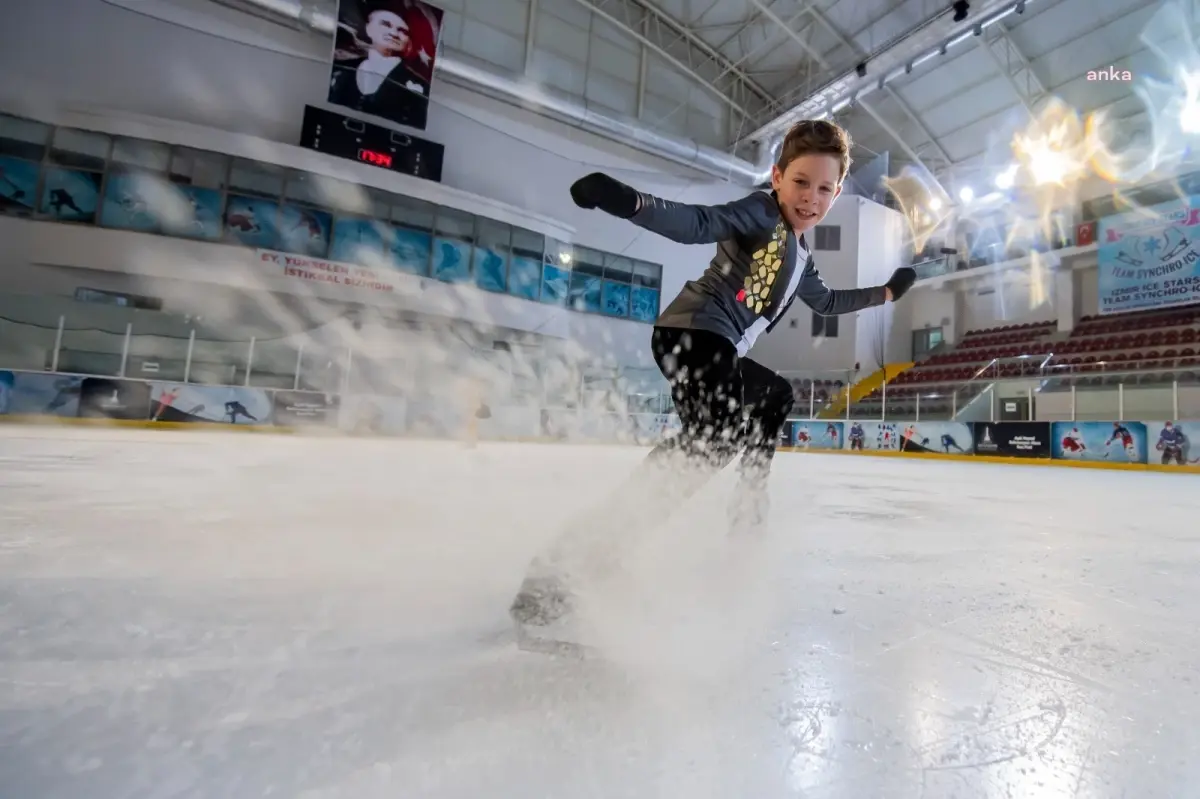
top-left (789, 378), bottom-right (845, 407)
top-left (851, 305), bottom-right (1200, 418)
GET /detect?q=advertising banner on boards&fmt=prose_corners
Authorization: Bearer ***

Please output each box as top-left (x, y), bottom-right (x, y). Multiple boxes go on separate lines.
top-left (971, 421), bottom-right (1051, 458)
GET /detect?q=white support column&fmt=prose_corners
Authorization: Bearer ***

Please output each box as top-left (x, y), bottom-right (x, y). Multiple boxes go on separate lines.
top-left (293, 344), bottom-right (304, 391)
top-left (523, 0), bottom-right (538, 74)
top-left (244, 337), bottom-right (256, 387)
top-left (50, 315), bottom-right (65, 372)
top-left (184, 330), bottom-right (195, 383)
top-left (118, 323), bottom-right (132, 378)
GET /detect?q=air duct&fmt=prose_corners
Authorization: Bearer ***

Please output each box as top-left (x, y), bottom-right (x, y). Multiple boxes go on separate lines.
top-left (233, 0), bottom-right (776, 185)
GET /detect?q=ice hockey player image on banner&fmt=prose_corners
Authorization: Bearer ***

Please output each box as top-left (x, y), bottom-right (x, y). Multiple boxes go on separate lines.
top-left (148, 384), bottom-right (273, 426)
top-left (0, 371), bottom-right (81, 418)
top-left (1051, 421), bottom-right (1148, 463)
top-left (844, 421), bottom-right (972, 454)
top-left (1144, 420), bottom-right (1200, 466)
top-left (790, 420), bottom-right (844, 450)
top-left (328, 0), bottom-right (444, 131)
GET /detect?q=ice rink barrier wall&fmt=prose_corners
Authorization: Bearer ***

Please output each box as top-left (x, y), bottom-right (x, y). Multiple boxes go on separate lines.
top-left (2, 368), bottom-right (1198, 472)
top-left (0, 368), bottom-right (680, 445)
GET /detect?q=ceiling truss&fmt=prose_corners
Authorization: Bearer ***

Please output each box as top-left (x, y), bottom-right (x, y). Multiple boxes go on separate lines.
top-left (743, 0), bottom-right (953, 198)
top-left (978, 20), bottom-right (1050, 120)
top-left (568, 0), bottom-right (781, 123)
top-left (804, 5), bottom-right (955, 182)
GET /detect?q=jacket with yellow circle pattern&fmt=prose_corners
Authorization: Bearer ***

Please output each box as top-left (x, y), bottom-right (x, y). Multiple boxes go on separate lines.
top-left (627, 189), bottom-right (887, 351)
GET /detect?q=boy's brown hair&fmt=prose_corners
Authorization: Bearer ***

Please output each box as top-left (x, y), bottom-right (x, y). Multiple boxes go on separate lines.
top-left (775, 119), bottom-right (853, 182)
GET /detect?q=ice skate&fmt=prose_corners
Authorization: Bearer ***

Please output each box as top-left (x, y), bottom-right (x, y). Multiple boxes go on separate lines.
top-left (728, 472), bottom-right (771, 538)
top-left (509, 571), bottom-right (595, 659)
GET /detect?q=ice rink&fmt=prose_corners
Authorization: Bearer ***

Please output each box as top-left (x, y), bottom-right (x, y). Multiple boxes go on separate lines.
top-left (1, 426), bottom-right (1198, 798)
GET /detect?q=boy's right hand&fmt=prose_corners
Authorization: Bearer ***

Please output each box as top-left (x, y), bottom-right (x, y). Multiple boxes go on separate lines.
top-left (569, 173), bottom-right (640, 218)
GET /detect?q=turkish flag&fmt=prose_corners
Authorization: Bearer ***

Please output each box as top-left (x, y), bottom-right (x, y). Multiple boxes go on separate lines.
top-left (1076, 221), bottom-right (1096, 246)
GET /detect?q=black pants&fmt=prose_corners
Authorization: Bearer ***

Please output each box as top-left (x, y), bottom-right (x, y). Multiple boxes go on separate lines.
top-left (649, 326), bottom-right (794, 482)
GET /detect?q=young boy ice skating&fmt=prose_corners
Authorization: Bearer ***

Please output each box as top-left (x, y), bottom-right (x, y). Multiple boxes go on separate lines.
top-left (510, 120), bottom-right (916, 645)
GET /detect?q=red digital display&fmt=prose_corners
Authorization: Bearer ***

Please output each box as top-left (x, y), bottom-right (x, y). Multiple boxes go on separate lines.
top-left (358, 148), bottom-right (393, 168)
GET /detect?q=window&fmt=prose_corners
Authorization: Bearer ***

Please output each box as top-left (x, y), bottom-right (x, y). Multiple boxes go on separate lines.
top-left (474, 218), bottom-right (510, 292)
top-left (228, 159), bottom-right (285, 198)
top-left (811, 312), bottom-right (838, 337)
top-left (508, 228), bottom-right (543, 301)
top-left (569, 246), bottom-right (604, 313)
top-left (50, 127), bottom-right (110, 171)
top-left (0, 113), bottom-right (50, 161)
top-left (813, 225), bottom-right (840, 251)
top-left (432, 207), bottom-right (474, 283)
top-left (111, 138), bottom-right (170, 171)
top-left (169, 147), bottom-right (229, 189)
top-left (912, 326), bottom-right (943, 359)
top-left (630, 260), bottom-right (662, 323)
top-left (75, 287), bottom-right (163, 311)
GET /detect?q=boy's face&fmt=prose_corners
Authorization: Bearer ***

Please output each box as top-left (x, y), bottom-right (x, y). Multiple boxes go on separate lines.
top-left (771, 153), bottom-right (843, 235)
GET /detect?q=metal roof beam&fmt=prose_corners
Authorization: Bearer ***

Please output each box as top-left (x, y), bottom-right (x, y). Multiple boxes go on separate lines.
top-left (978, 20), bottom-right (1049, 120)
top-left (805, 5), bottom-right (954, 182)
top-left (569, 0), bottom-right (778, 120)
top-left (744, 0), bottom-right (951, 198)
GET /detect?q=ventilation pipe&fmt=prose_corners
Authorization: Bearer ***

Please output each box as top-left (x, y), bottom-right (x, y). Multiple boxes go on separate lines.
top-left (231, 0), bottom-right (776, 185)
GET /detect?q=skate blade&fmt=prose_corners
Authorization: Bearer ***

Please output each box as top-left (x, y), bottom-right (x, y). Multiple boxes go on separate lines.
top-left (513, 622), bottom-right (597, 660)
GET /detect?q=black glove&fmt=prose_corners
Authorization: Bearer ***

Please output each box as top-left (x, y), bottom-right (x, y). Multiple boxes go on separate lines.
top-left (569, 172), bottom-right (640, 219)
top-left (885, 266), bottom-right (916, 301)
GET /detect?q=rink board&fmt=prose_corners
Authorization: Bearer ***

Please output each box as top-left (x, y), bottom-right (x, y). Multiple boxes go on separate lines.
top-left (2, 413), bottom-right (1198, 474)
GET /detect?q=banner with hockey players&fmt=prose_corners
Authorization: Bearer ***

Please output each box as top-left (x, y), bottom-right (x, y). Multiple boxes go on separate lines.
top-left (148, 383), bottom-right (273, 426)
top-left (0, 370), bottom-right (81, 417)
top-left (789, 420), bottom-right (844, 450)
top-left (1142, 420), bottom-right (1200, 466)
top-left (844, 420), bottom-right (973, 454)
top-left (1050, 421), bottom-right (1147, 463)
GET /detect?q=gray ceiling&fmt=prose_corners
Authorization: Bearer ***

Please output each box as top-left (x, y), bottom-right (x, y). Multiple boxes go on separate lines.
top-left (431, 0), bottom-right (1179, 188)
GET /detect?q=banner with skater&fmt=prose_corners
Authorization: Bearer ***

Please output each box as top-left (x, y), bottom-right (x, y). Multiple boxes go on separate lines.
top-left (148, 383), bottom-right (273, 426)
top-left (1050, 421), bottom-right (1147, 463)
top-left (790, 420), bottom-right (843, 450)
top-left (1143, 420), bottom-right (1200, 466)
top-left (1096, 194), bottom-right (1200, 315)
top-left (841, 421), bottom-right (973, 454)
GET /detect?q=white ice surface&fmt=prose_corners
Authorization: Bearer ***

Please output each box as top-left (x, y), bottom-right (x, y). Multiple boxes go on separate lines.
top-left (1, 426), bottom-right (1199, 798)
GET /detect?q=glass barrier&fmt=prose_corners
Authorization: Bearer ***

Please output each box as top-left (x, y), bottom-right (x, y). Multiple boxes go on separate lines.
top-left (843, 353), bottom-right (1200, 423)
top-left (0, 291), bottom-right (696, 413)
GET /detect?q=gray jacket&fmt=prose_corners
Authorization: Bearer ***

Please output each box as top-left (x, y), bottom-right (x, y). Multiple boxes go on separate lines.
top-left (629, 189), bottom-right (887, 354)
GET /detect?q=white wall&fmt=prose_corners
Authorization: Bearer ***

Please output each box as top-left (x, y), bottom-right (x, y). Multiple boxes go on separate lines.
top-left (909, 286), bottom-right (959, 345)
top-left (959, 269), bottom-right (1059, 333)
top-left (0, 0), bottom-right (751, 367)
top-left (854, 199), bottom-right (910, 371)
